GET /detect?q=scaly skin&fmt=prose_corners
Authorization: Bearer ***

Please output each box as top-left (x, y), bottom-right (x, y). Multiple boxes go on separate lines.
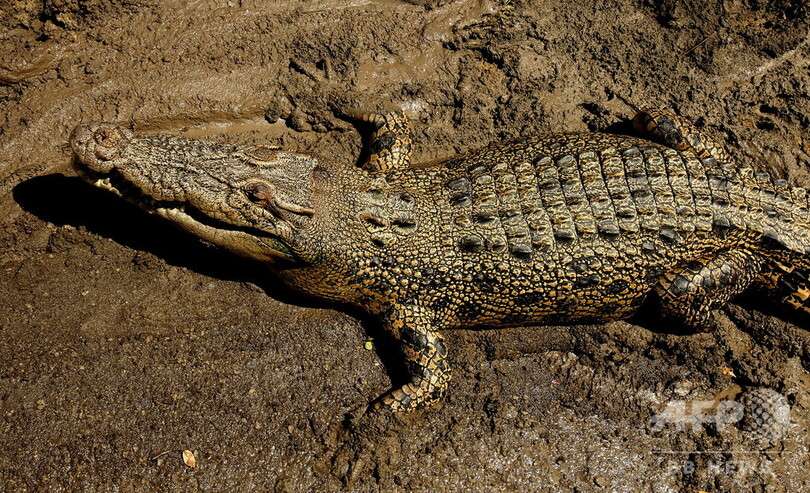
top-left (70, 109), bottom-right (810, 412)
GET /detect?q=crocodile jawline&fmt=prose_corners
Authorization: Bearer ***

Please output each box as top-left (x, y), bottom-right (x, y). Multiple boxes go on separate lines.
top-left (76, 165), bottom-right (275, 240)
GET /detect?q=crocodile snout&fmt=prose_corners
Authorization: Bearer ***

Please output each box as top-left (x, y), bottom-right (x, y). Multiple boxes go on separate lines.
top-left (70, 122), bottom-right (132, 173)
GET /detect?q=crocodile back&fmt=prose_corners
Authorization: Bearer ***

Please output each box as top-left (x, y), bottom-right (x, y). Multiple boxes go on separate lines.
top-left (406, 133), bottom-right (810, 263)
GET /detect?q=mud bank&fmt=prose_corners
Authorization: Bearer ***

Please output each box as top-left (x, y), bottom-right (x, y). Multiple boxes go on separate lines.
top-left (1, 1), bottom-right (809, 491)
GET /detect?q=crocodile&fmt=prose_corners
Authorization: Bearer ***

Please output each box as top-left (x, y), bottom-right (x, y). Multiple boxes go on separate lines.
top-left (69, 108), bottom-right (810, 412)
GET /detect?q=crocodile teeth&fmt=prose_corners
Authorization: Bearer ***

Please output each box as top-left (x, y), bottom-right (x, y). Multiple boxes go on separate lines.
top-left (86, 171), bottom-right (189, 216)
top-left (94, 177), bottom-right (122, 197)
top-left (158, 205), bottom-right (189, 216)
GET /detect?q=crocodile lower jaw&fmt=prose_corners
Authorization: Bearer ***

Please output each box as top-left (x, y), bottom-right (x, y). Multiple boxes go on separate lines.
top-left (77, 167), bottom-right (241, 240)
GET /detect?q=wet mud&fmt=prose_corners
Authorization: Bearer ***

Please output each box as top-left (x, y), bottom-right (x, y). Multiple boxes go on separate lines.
top-left (1, 1), bottom-right (809, 491)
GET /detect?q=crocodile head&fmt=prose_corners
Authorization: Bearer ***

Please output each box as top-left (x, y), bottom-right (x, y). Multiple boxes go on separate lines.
top-left (70, 122), bottom-right (326, 265)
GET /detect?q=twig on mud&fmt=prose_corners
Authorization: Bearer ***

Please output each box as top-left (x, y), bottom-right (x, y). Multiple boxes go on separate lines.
top-left (683, 32), bottom-right (717, 56)
top-left (150, 450), bottom-right (173, 461)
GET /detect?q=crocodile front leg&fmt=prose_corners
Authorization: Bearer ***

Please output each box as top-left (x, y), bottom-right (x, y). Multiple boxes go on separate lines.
top-left (373, 304), bottom-right (452, 412)
top-left (352, 110), bottom-right (413, 172)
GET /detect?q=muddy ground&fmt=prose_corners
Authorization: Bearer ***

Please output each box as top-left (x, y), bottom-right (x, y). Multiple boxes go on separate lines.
top-left (1, 0), bottom-right (809, 491)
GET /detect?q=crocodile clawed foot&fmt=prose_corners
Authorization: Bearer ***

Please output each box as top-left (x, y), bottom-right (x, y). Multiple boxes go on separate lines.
top-left (370, 379), bottom-right (447, 413)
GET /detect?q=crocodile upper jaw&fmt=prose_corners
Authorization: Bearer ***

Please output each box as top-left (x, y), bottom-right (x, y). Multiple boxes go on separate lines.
top-left (70, 123), bottom-right (298, 263)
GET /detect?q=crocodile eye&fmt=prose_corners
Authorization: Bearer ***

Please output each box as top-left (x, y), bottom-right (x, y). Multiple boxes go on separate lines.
top-left (243, 181), bottom-right (273, 203)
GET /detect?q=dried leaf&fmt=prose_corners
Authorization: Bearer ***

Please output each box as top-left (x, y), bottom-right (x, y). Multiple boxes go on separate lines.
top-left (182, 449), bottom-right (197, 468)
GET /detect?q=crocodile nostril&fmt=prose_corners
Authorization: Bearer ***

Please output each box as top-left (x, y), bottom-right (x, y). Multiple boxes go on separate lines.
top-left (94, 127), bottom-right (121, 147)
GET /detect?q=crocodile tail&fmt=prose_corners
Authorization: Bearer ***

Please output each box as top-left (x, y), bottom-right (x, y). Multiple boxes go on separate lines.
top-left (738, 171), bottom-right (810, 257)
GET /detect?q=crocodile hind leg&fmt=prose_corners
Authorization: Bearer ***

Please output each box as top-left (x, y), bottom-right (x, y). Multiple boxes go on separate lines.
top-left (633, 108), bottom-right (733, 163)
top-left (352, 110), bottom-right (413, 172)
top-left (654, 250), bottom-right (763, 332)
top-left (373, 304), bottom-right (452, 412)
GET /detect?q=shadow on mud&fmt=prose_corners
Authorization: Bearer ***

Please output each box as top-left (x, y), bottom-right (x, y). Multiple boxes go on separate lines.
top-left (13, 173), bottom-right (411, 393)
top-left (15, 174), bottom-right (289, 293)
